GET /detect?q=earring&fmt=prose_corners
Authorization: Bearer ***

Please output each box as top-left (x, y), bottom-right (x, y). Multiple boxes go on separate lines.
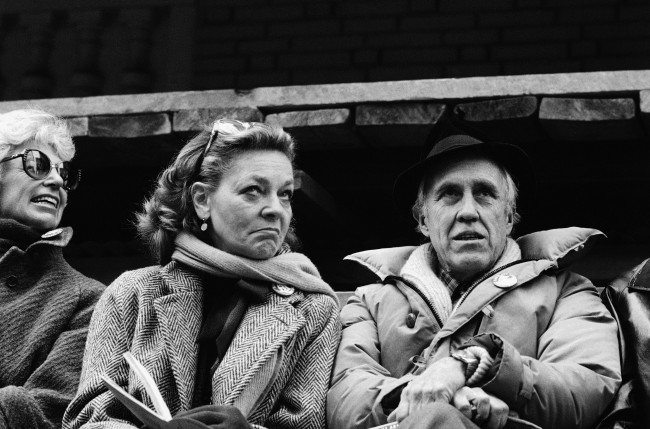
top-left (200, 218), bottom-right (208, 232)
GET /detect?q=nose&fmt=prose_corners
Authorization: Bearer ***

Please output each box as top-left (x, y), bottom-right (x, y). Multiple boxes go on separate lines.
top-left (261, 194), bottom-right (284, 219)
top-left (456, 193), bottom-right (479, 222)
top-left (43, 166), bottom-right (65, 189)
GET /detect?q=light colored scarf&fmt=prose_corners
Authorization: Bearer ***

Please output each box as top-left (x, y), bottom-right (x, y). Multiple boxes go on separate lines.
top-left (400, 238), bottom-right (521, 323)
top-left (172, 231), bottom-right (336, 300)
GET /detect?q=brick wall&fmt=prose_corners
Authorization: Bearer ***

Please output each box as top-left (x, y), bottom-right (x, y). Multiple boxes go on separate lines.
top-left (194, 0), bottom-right (650, 90)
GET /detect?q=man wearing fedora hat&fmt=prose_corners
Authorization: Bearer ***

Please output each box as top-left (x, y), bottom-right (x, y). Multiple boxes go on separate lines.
top-left (327, 133), bottom-right (621, 429)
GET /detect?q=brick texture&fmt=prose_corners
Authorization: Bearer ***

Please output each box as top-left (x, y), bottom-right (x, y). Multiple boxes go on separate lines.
top-left (0, 1), bottom-right (647, 101)
top-left (186, 0), bottom-right (648, 91)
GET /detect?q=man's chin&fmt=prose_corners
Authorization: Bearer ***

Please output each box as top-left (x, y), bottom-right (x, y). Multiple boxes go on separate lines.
top-left (448, 256), bottom-right (492, 281)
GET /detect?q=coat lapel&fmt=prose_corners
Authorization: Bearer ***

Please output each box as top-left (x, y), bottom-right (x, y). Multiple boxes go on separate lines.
top-left (154, 265), bottom-right (203, 411)
top-left (212, 292), bottom-right (306, 416)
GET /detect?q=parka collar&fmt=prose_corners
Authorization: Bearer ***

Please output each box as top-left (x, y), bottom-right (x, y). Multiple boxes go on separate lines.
top-left (344, 227), bottom-right (605, 279)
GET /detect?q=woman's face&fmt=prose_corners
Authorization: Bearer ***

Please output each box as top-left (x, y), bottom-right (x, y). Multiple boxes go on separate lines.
top-left (0, 142), bottom-right (68, 231)
top-left (196, 150), bottom-right (294, 260)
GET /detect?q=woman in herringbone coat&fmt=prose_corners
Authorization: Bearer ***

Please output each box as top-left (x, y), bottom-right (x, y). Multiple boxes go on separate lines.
top-left (63, 119), bottom-right (341, 429)
top-left (0, 109), bottom-right (105, 428)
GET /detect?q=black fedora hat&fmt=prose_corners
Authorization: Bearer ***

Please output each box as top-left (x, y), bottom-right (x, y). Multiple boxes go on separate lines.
top-left (393, 134), bottom-right (534, 218)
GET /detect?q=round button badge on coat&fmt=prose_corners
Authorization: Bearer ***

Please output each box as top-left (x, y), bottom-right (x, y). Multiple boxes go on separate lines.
top-left (272, 284), bottom-right (295, 296)
top-left (493, 273), bottom-right (517, 288)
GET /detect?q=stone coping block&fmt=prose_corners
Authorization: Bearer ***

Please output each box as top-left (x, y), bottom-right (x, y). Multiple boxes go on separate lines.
top-left (356, 102), bottom-right (445, 125)
top-left (266, 108), bottom-right (360, 150)
top-left (173, 107), bottom-right (263, 132)
top-left (266, 108), bottom-right (351, 127)
top-left (89, 113), bottom-right (172, 138)
top-left (65, 116), bottom-right (89, 137)
top-left (453, 96), bottom-right (544, 142)
top-left (0, 70), bottom-right (648, 117)
top-left (356, 102), bottom-right (445, 148)
top-left (539, 97), bottom-right (642, 141)
top-left (454, 96), bottom-right (537, 121)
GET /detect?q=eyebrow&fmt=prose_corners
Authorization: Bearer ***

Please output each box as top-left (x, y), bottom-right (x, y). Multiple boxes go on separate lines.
top-left (433, 178), bottom-right (501, 195)
top-left (241, 175), bottom-right (294, 187)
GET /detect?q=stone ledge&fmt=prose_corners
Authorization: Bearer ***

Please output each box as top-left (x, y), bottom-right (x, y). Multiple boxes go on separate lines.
top-left (539, 97), bottom-right (642, 141)
top-left (173, 107), bottom-right (264, 132)
top-left (0, 70), bottom-right (649, 117)
top-left (454, 96), bottom-right (543, 142)
top-left (266, 108), bottom-right (360, 150)
top-left (89, 113), bottom-right (172, 138)
top-left (355, 102), bottom-right (446, 148)
top-left (65, 116), bottom-right (89, 137)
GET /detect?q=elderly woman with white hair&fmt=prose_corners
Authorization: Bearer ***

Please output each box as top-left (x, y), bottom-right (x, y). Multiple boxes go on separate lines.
top-left (0, 109), bottom-right (105, 428)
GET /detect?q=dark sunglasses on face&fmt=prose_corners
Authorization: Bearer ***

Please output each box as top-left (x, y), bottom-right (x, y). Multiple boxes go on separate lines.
top-left (0, 148), bottom-right (81, 191)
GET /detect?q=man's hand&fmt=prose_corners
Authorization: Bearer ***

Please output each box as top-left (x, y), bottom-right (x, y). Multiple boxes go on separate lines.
top-left (391, 357), bottom-right (466, 423)
top-left (453, 386), bottom-right (509, 429)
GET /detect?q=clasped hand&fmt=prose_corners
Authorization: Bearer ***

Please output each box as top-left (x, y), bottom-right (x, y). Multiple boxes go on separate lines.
top-left (390, 357), bottom-right (508, 428)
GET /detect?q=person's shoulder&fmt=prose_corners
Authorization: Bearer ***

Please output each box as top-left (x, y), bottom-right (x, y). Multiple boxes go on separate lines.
top-left (105, 265), bottom-right (165, 298)
top-left (517, 226), bottom-right (605, 269)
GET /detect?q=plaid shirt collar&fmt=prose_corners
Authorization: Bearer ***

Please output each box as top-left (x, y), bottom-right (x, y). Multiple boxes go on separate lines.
top-left (437, 266), bottom-right (460, 295)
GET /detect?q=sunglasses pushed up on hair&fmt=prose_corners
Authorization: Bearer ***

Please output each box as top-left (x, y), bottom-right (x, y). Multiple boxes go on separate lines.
top-left (0, 148), bottom-right (81, 191)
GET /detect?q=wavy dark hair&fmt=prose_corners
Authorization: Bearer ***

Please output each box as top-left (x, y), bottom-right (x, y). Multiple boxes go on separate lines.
top-left (136, 119), bottom-right (297, 264)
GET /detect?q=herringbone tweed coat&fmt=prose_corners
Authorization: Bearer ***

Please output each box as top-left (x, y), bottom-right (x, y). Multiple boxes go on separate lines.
top-left (63, 261), bottom-right (340, 429)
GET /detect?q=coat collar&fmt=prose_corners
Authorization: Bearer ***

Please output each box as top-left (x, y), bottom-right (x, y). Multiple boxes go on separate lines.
top-left (154, 262), bottom-right (307, 414)
top-left (0, 218), bottom-right (72, 252)
top-left (630, 258), bottom-right (650, 292)
top-left (344, 227), bottom-right (604, 280)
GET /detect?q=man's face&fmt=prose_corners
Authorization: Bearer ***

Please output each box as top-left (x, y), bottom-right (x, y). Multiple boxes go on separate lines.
top-left (418, 155), bottom-right (513, 283)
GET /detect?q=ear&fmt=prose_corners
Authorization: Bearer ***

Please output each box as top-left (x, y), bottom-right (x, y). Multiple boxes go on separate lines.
top-left (417, 214), bottom-right (429, 236)
top-left (505, 209), bottom-right (514, 235)
top-left (191, 182), bottom-right (212, 219)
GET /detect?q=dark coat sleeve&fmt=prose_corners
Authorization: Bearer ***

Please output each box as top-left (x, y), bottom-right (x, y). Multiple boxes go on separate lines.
top-left (0, 278), bottom-right (104, 429)
top-left (598, 258), bottom-right (650, 429)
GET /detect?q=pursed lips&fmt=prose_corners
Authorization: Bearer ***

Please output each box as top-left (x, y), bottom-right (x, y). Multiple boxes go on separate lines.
top-left (254, 227), bottom-right (280, 235)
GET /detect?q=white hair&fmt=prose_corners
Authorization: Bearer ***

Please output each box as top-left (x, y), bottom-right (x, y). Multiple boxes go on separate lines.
top-left (0, 109), bottom-right (74, 161)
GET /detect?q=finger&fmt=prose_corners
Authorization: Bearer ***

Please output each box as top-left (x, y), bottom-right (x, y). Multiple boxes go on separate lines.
top-left (394, 400), bottom-right (410, 423)
top-left (485, 398), bottom-right (509, 429)
top-left (452, 387), bottom-right (473, 419)
top-left (473, 394), bottom-right (491, 424)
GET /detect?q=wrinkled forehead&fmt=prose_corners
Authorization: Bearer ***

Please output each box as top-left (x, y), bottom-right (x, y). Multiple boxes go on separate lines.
top-left (421, 152), bottom-right (509, 194)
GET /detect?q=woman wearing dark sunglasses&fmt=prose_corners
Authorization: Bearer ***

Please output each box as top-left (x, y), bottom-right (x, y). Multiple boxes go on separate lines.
top-left (0, 109), bottom-right (104, 428)
top-left (64, 119), bottom-right (340, 429)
